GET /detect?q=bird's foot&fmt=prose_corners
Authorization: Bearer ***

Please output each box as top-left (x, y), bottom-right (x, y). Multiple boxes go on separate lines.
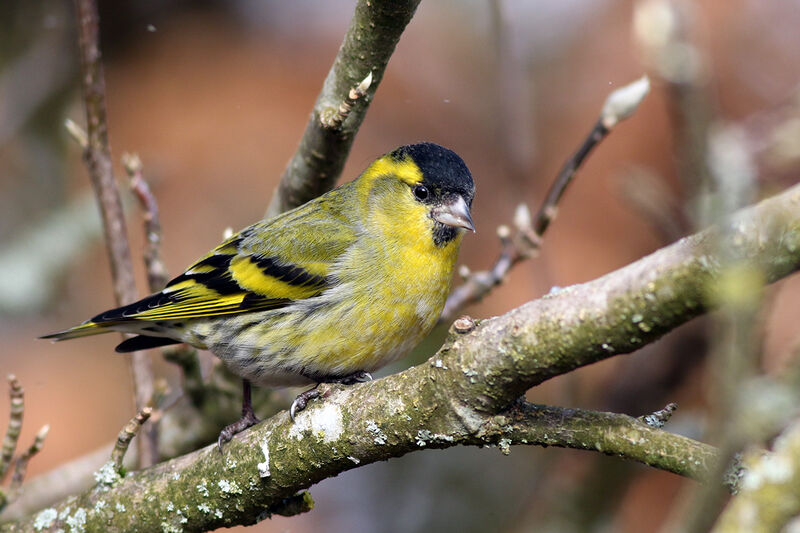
top-left (217, 409), bottom-right (260, 452)
top-left (290, 371), bottom-right (373, 421)
top-left (218, 379), bottom-right (260, 452)
top-left (290, 385), bottom-right (320, 421)
top-left (337, 370), bottom-right (373, 385)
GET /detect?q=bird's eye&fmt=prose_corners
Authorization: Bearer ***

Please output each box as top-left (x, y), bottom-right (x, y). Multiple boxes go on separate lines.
top-left (413, 185), bottom-right (429, 201)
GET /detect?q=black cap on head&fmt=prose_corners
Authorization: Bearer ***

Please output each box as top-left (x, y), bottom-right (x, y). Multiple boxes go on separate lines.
top-left (391, 142), bottom-right (475, 205)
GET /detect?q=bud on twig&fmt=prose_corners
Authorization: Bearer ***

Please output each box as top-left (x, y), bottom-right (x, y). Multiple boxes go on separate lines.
top-left (601, 76), bottom-right (651, 129)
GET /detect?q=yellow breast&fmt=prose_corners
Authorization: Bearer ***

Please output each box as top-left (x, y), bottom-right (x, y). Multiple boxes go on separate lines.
top-left (274, 202), bottom-right (462, 376)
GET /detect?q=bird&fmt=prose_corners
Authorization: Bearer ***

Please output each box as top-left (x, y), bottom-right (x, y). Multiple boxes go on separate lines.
top-left (42, 142), bottom-right (475, 449)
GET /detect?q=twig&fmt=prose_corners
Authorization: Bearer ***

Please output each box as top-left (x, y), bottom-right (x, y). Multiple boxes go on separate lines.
top-left (63, 118), bottom-right (88, 150)
top-left (1, 445), bottom-right (122, 519)
top-left (1, 366), bottom-right (287, 518)
top-left (0, 377), bottom-right (49, 512)
top-left (72, 0), bottom-right (156, 468)
top-left (535, 75), bottom-right (650, 236)
top-left (122, 153), bottom-right (169, 292)
top-left (523, 77), bottom-right (645, 257)
top-left (111, 408), bottom-right (152, 472)
top-left (488, 0), bottom-right (534, 181)
top-left (265, 0), bottom-right (422, 217)
top-left (10, 425), bottom-right (49, 491)
top-left (440, 205), bottom-right (538, 322)
top-left (119, 152), bottom-right (208, 410)
top-left (639, 402), bottom-right (678, 428)
top-left (319, 73), bottom-right (373, 130)
top-left (0, 375), bottom-right (24, 480)
top-left (441, 76), bottom-right (651, 322)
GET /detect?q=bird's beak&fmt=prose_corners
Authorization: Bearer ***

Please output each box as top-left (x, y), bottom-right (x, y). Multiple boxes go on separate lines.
top-left (432, 195), bottom-right (475, 232)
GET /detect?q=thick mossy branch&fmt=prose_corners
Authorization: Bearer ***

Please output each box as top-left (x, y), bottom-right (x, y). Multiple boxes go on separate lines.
top-left (0, 398), bottom-right (714, 532)
top-left (439, 184), bottom-right (800, 414)
top-left (266, 0), bottom-right (421, 217)
top-left (6, 184), bottom-right (800, 532)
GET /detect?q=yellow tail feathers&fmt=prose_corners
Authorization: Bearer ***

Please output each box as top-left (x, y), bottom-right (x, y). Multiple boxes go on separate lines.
top-left (40, 321), bottom-right (107, 341)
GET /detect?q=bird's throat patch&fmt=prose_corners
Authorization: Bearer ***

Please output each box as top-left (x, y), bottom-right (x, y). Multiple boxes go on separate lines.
top-left (432, 222), bottom-right (458, 247)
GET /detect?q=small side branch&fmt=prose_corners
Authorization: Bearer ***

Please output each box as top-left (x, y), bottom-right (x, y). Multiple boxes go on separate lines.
top-left (1, 377), bottom-right (49, 512)
top-left (639, 402), bottom-right (678, 428)
top-left (111, 408), bottom-right (152, 472)
top-left (10, 426), bottom-right (49, 491)
top-left (634, 0), bottom-right (714, 209)
top-left (476, 402), bottom-right (718, 485)
top-left (319, 73), bottom-right (373, 130)
top-left (0, 376), bottom-right (24, 480)
top-left (442, 77), bottom-right (651, 321)
top-left (122, 153), bottom-right (168, 292)
top-left (535, 72), bottom-right (652, 235)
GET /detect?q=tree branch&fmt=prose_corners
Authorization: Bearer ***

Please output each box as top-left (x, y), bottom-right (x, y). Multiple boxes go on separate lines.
top-left (72, 0), bottom-right (137, 312)
top-left (0, 399), bottom-right (716, 532)
top-left (441, 76), bottom-right (651, 321)
top-left (440, 186), bottom-right (800, 416)
top-left (6, 180), bottom-right (800, 531)
top-left (72, 0), bottom-right (156, 468)
top-left (471, 402), bottom-right (718, 483)
top-left (265, 0), bottom-right (421, 217)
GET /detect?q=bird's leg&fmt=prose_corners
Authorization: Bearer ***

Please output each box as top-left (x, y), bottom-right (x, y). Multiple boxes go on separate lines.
top-left (218, 379), bottom-right (261, 452)
top-left (290, 370), bottom-right (373, 420)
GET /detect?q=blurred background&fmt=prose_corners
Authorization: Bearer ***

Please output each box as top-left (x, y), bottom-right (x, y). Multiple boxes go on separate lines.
top-left (2, 0), bottom-right (800, 531)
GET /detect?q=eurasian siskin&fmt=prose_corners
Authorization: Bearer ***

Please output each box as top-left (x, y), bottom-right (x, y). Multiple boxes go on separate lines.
top-left (43, 142), bottom-right (475, 446)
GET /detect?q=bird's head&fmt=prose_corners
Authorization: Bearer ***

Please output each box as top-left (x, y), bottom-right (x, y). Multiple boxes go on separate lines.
top-left (360, 142), bottom-right (475, 247)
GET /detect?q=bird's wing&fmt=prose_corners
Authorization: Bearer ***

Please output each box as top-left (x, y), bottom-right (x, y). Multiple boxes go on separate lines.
top-left (92, 194), bottom-right (358, 324)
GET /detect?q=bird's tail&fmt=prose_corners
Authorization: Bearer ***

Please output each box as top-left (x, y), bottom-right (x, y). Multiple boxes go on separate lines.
top-left (39, 321), bottom-right (111, 342)
top-left (40, 320), bottom-right (182, 352)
